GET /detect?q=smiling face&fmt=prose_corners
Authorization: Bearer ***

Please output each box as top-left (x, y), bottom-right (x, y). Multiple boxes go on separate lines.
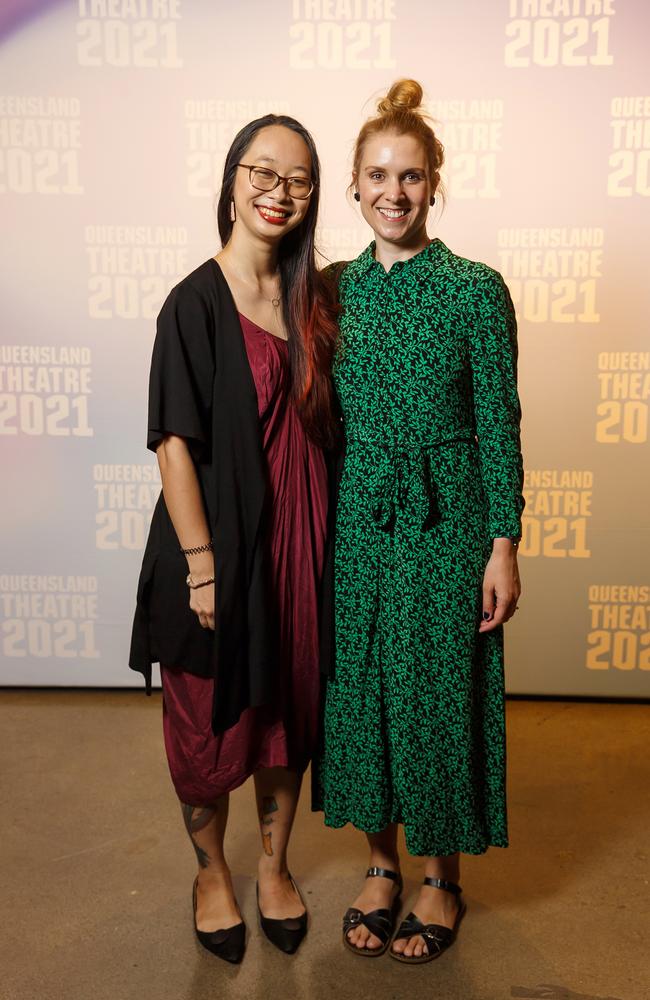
top-left (231, 124), bottom-right (313, 243)
top-left (355, 130), bottom-right (433, 254)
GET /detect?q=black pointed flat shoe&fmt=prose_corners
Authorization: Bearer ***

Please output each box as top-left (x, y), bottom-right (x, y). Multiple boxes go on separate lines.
top-left (257, 875), bottom-right (308, 954)
top-left (342, 866), bottom-right (403, 958)
top-left (390, 876), bottom-right (466, 964)
top-left (192, 877), bottom-right (246, 964)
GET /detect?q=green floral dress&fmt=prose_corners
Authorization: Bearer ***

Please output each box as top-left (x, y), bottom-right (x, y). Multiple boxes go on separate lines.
top-left (320, 238), bottom-right (524, 857)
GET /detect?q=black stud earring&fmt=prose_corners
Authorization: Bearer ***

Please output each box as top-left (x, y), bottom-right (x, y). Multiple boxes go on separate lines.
top-left (354, 192), bottom-right (360, 202)
top-left (430, 196), bottom-right (435, 206)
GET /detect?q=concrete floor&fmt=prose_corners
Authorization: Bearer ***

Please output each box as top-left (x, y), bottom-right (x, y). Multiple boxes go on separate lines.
top-left (0, 693), bottom-right (648, 1000)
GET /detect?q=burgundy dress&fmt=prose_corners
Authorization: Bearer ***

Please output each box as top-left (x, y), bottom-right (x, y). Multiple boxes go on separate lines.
top-left (161, 315), bottom-right (328, 805)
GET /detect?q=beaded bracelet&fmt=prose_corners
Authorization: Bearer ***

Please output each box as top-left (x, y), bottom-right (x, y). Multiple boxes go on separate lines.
top-left (181, 541), bottom-right (213, 556)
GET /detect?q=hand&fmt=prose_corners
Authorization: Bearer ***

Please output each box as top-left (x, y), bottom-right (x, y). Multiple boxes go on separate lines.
top-left (189, 582), bottom-right (215, 630)
top-left (186, 552), bottom-right (215, 630)
top-left (479, 538), bottom-right (521, 634)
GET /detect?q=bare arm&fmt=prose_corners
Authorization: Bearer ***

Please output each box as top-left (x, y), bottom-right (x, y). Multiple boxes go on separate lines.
top-left (156, 433), bottom-right (215, 630)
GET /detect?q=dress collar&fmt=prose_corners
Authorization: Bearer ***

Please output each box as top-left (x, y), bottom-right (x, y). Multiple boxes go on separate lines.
top-left (352, 238), bottom-right (445, 278)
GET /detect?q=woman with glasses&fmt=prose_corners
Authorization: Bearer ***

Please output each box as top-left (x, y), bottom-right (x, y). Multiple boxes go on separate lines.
top-left (130, 116), bottom-right (338, 963)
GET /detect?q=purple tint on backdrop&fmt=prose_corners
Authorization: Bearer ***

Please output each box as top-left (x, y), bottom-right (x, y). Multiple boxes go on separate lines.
top-left (0, 0), bottom-right (62, 40)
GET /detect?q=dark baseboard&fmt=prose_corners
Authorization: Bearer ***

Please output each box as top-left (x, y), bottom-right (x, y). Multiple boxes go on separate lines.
top-left (505, 692), bottom-right (649, 705)
top-left (0, 687), bottom-right (647, 705)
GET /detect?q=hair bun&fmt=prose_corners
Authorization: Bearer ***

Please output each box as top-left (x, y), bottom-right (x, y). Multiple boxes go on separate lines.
top-left (377, 79), bottom-right (423, 115)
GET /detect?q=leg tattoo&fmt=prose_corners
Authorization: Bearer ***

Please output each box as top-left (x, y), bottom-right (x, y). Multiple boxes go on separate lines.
top-left (181, 803), bottom-right (215, 869)
top-left (260, 796), bottom-right (278, 855)
top-left (261, 796), bottom-right (278, 827)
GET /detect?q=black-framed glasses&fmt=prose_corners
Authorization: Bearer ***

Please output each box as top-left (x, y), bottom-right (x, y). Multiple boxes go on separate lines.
top-left (237, 163), bottom-right (314, 200)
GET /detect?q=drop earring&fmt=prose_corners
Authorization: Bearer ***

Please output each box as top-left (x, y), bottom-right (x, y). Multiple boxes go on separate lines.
top-left (354, 192), bottom-right (360, 202)
top-left (230, 198), bottom-right (236, 222)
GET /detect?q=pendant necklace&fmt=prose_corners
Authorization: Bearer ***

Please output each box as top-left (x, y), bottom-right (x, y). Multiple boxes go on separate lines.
top-left (225, 260), bottom-right (281, 310)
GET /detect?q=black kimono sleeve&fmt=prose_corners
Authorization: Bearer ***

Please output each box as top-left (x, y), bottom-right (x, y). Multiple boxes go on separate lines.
top-left (129, 278), bottom-right (216, 691)
top-left (147, 280), bottom-right (215, 460)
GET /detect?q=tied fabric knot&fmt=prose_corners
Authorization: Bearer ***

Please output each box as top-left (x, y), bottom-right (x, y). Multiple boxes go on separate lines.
top-left (370, 444), bottom-right (441, 534)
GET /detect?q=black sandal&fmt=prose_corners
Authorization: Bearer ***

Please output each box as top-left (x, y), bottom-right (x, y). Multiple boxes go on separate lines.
top-left (390, 876), bottom-right (466, 965)
top-left (342, 866), bottom-right (403, 958)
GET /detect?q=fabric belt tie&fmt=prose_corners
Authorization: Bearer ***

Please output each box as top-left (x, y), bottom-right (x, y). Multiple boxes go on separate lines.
top-left (362, 442), bottom-right (441, 535)
top-left (347, 434), bottom-right (476, 535)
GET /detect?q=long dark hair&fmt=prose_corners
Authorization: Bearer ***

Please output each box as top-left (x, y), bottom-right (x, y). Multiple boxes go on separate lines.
top-left (217, 114), bottom-right (339, 449)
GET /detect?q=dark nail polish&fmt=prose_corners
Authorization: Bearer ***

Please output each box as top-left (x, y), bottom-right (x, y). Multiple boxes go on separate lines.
top-left (483, 612), bottom-right (491, 620)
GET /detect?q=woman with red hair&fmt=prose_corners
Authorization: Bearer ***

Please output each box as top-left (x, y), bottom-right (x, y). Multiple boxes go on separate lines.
top-left (318, 79), bottom-right (524, 965)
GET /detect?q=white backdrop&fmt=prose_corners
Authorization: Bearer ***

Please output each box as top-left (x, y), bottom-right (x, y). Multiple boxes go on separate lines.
top-left (1, 0), bottom-right (649, 696)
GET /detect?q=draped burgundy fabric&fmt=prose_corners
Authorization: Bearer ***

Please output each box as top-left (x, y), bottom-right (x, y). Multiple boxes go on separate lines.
top-left (161, 315), bottom-right (327, 802)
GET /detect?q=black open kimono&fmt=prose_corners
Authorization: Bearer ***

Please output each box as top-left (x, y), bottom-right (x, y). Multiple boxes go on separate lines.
top-left (129, 259), bottom-right (280, 734)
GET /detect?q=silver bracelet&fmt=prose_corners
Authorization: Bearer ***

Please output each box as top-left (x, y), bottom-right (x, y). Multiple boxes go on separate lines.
top-left (186, 574), bottom-right (215, 590)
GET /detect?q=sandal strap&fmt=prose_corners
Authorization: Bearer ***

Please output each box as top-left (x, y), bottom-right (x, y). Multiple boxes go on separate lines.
top-left (393, 912), bottom-right (453, 956)
top-left (423, 876), bottom-right (461, 895)
top-left (366, 866), bottom-right (401, 883)
top-left (343, 906), bottom-right (394, 944)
